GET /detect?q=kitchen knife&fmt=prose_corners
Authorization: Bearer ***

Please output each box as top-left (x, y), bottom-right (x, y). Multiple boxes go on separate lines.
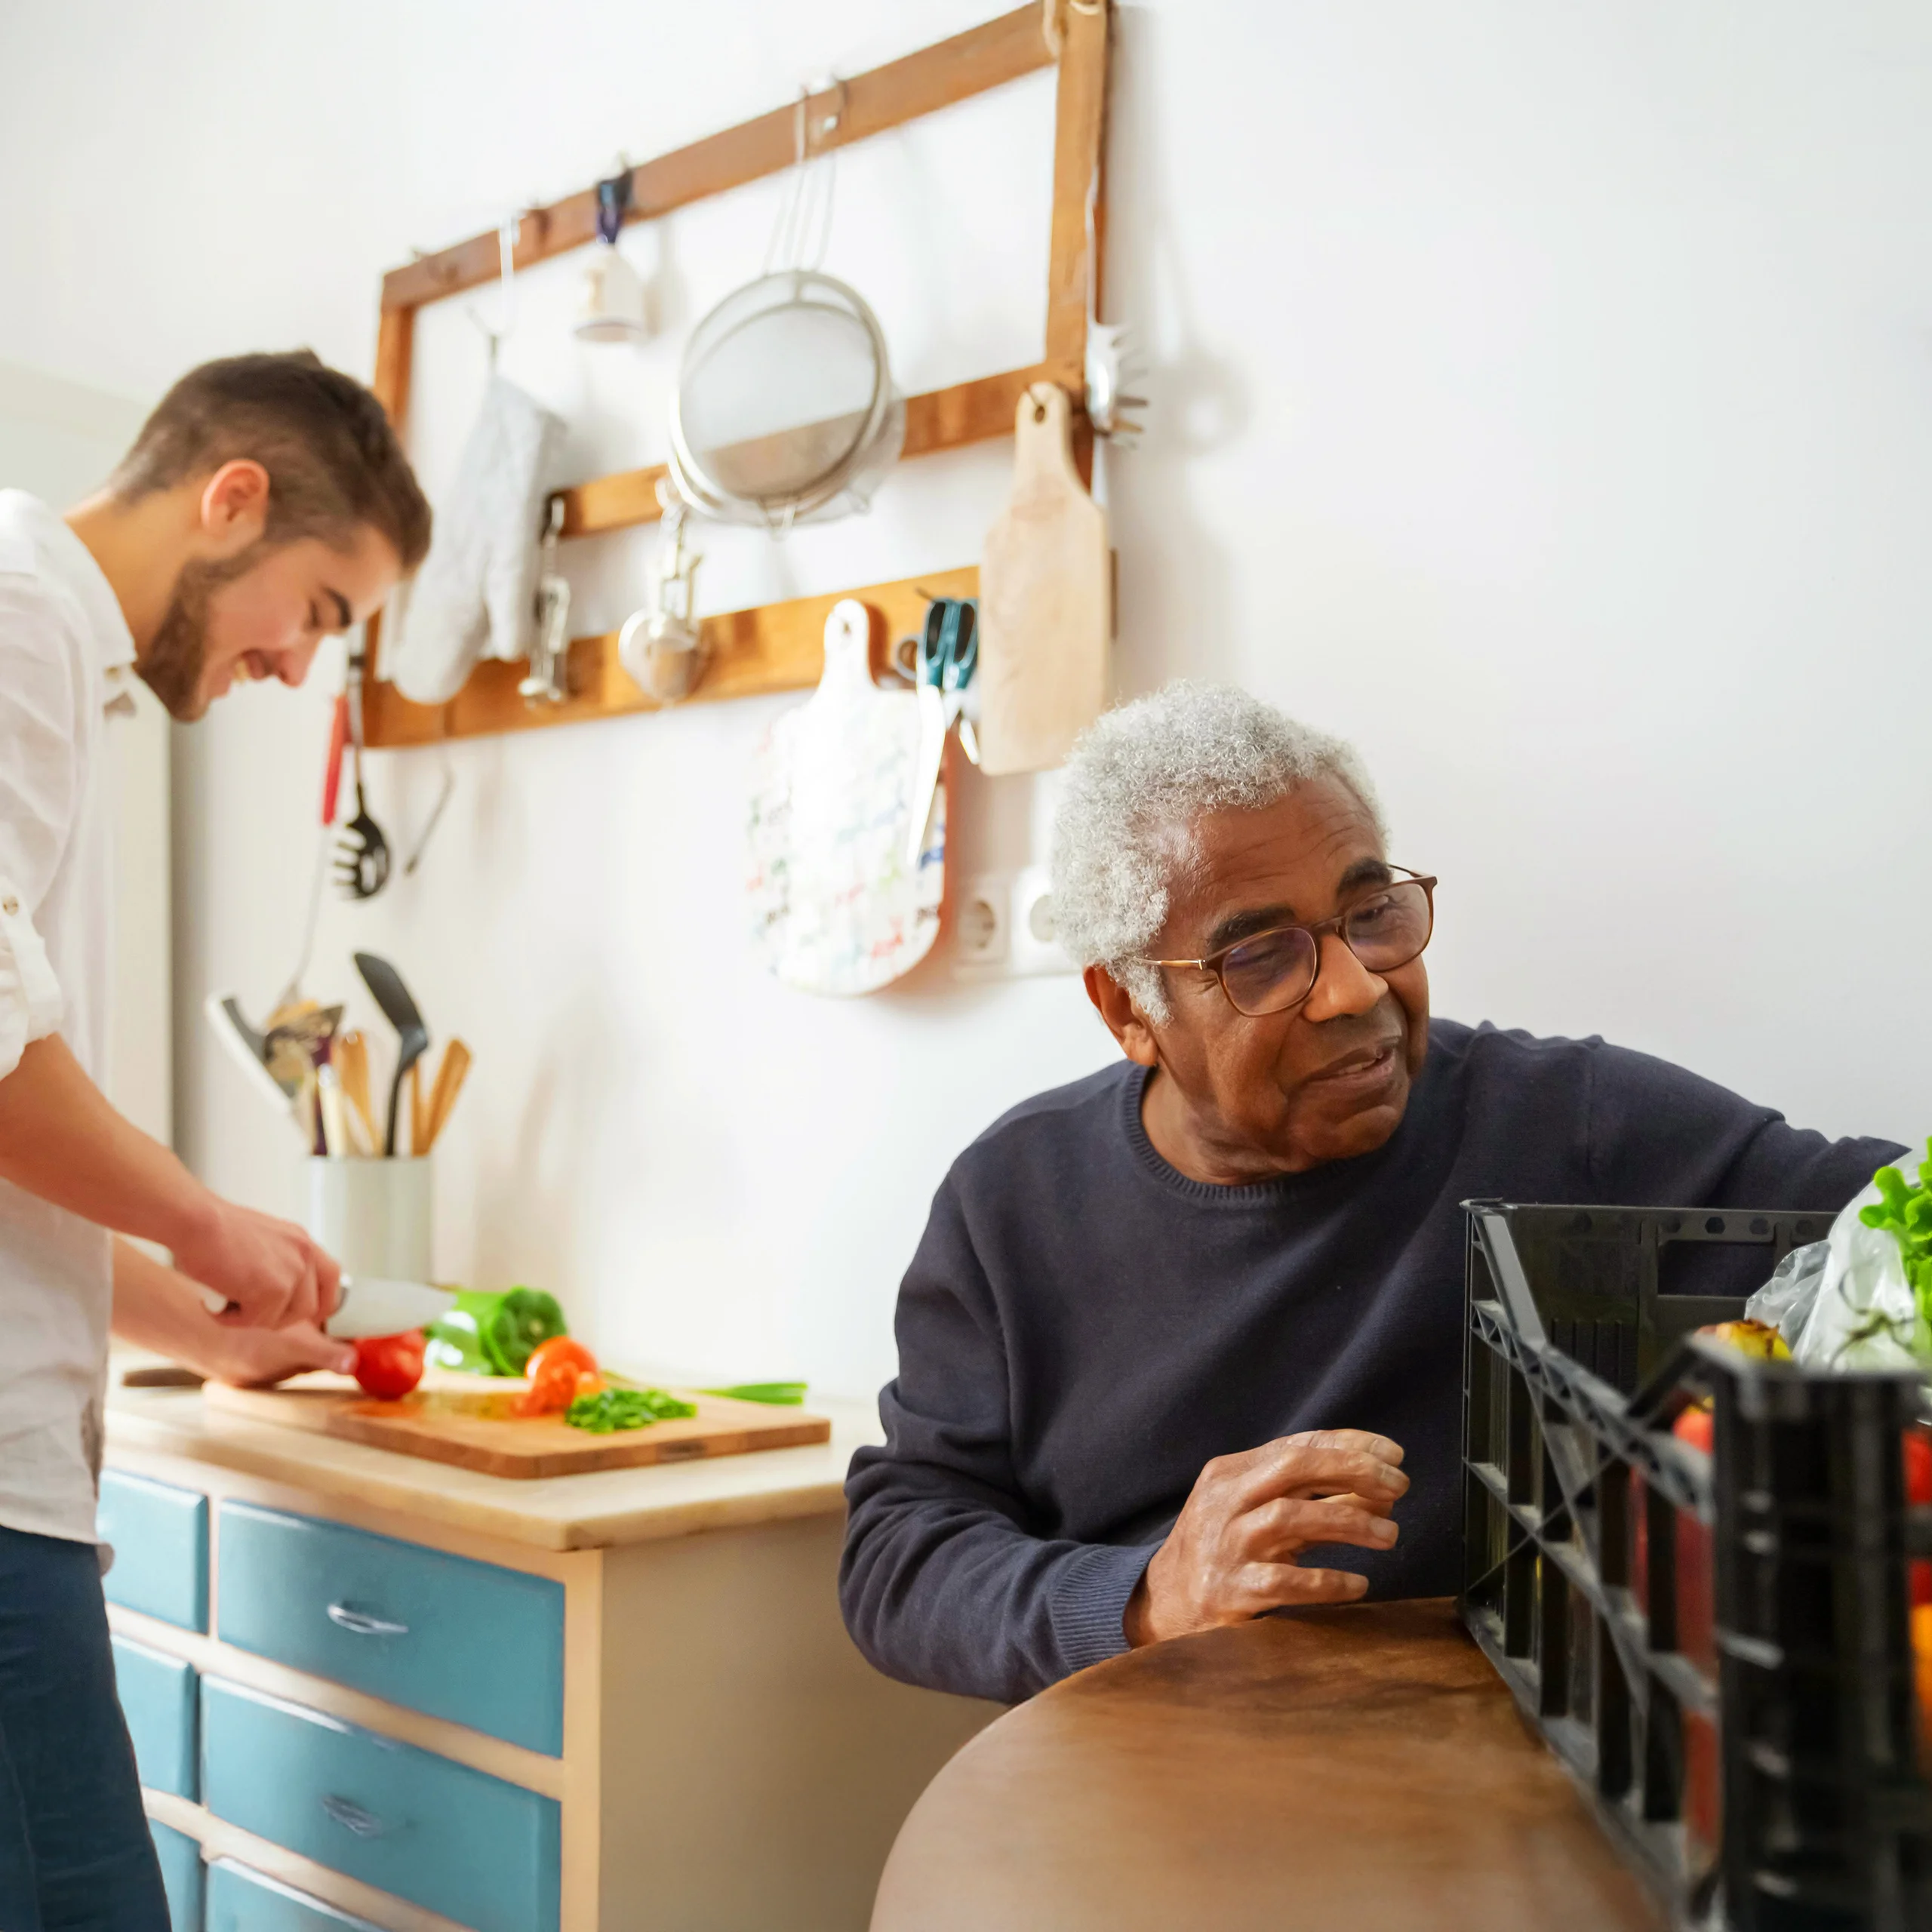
top-left (198, 1275), bottom-right (457, 1340)
top-left (325, 1275), bottom-right (457, 1339)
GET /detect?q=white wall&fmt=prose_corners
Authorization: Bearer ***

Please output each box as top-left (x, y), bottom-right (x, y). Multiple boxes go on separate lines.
top-left (0, 359), bottom-right (172, 1147)
top-left (2, 3), bottom-right (1928, 1396)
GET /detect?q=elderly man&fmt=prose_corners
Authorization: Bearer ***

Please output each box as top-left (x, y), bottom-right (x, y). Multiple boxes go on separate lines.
top-left (841, 681), bottom-right (1898, 1704)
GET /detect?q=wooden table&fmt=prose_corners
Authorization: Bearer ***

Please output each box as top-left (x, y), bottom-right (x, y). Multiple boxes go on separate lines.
top-left (871, 1598), bottom-right (1666, 1932)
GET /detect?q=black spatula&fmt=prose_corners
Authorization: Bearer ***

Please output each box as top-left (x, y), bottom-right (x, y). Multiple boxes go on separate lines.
top-left (352, 952), bottom-right (429, 1156)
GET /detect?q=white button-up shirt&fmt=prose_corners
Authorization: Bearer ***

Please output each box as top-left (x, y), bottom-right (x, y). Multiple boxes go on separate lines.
top-left (0, 489), bottom-right (137, 1543)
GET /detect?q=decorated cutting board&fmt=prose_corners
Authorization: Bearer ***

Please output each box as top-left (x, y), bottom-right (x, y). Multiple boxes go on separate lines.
top-left (204, 1371), bottom-right (830, 1479)
top-left (975, 382), bottom-right (1111, 775)
top-left (746, 597), bottom-right (946, 995)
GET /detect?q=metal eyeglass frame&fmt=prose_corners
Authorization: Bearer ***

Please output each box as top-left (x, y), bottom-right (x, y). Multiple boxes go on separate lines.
top-left (1139, 867), bottom-right (1438, 1017)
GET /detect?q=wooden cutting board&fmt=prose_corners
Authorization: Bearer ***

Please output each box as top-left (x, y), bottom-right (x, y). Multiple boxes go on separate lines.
top-left (746, 597), bottom-right (946, 995)
top-left (975, 382), bottom-right (1111, 775)
top-left (204, 1371), bottom-right (830, 1479)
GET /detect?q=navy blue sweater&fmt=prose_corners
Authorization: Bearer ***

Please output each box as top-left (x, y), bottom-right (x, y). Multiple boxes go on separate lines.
top-left (840, 1020), bottom-right (1901, 1704)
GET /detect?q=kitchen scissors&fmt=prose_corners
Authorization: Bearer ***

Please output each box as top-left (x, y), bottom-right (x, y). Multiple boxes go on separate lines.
top-left (906, 597), bottom-right (978, 865)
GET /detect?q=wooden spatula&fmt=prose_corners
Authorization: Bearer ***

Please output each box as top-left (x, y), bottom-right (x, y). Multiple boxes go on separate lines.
top-left (975, 383), bottom-right (1111, 775)
top-left (335, 1030), bottom-right (378, 1154)
top-left (419, 1039), bottom-right (472, 1154)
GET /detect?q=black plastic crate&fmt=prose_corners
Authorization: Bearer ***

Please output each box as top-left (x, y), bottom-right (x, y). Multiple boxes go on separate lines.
top-left (1460, 1201), bottom-right (1932, 1930)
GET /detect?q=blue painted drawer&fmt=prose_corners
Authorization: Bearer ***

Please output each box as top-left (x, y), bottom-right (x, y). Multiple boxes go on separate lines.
top-left (98, 1470), bottom-right (208, 1631)
top-left (149, 1820), bottom-right (203, 1932)
top-left (207, 1858), bottom-right (383, 1930)
top-left (200, 1678), bottom-right (560, 1932)
top-left (110, 1632), bottom-right (197, 1798)
top-left (216, 1500), bottom-right (564, 1755)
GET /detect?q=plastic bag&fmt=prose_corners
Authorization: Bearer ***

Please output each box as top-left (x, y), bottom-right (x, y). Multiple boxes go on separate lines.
top-left (1745, 1239), bottom-right (1829, 1355)
top-left (1746, 1176), bottom-right (1925, 1371)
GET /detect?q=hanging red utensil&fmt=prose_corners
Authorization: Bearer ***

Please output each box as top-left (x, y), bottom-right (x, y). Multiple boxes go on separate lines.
top-left (321, 689), bottom-right (350, 826)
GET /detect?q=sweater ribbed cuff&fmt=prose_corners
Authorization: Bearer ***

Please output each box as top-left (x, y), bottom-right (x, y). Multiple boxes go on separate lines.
top-left (1048, 1541), bottom-right (1159, 1678)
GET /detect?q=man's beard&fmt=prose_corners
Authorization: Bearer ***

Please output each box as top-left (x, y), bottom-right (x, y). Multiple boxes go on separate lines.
top-left (137, 549), bottom-right (260, 721)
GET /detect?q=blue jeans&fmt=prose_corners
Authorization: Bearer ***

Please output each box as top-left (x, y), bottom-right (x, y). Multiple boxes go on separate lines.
top-left (0, 1524), bottom-right (169, 1931)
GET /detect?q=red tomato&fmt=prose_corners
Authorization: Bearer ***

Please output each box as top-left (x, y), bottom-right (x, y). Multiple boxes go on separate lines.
top-left (525, 1336), bottom-right (598, 1383)
top-left (352, 1331), bottom-right (426, 1401)
top-left (1673, 1404), bottom-right (1715, 1456)
top-left (514, 1337), bottom-right (601, 1417)
top-left (514, 1361), bottom-right (601, 1417)
top-left (1684, 1709), bottom-right (1721, 1875)
top-left (1904, 1429), bottom-right (1932, 1505)
top-left (1903, 1431), bottom-right (1932, 1608)
top-left (1678, 1512), bottom-right (1715, 1671)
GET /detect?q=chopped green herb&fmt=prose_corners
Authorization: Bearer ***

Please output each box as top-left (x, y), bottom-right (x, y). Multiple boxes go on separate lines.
top-left (565, 1387), bottom-right (697, 1433)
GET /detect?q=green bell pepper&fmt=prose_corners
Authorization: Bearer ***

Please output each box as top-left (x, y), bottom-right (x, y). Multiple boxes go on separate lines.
top-left (424, 1287), bottom-right (568, 1377)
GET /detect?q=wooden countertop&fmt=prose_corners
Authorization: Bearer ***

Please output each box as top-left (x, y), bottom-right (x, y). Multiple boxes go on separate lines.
top-left (105, 1352), bottom-right (878, 1552)
top-left (870, 1598), bottom-right (1666, 1932)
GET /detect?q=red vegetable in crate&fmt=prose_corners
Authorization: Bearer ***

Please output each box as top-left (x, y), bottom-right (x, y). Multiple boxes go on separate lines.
top-left (1678, 1509), bottom-right (1715, 1672)
top-left (1684, 1709), bottom-right (1722, 1881)
top-left (1906, 1428), bottom-right (1932, 1607)
top-left (1915, 1605), bottom-right (1932, 1751)
top-left (1673, 1404), bottom-right (1714, 1456)
top-left (352, 1331), bottom-right (426, 1401)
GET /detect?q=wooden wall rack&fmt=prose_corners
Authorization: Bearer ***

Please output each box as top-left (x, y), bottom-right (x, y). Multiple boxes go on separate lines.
top-left (362, 2), bottom-right (1109, 749)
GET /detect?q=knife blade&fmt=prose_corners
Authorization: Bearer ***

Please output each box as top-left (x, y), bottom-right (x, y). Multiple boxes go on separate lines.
top-left (325, 1275), bottom-right (458, 1340)
top-left (198, 1275), bottom-right (457, 1340)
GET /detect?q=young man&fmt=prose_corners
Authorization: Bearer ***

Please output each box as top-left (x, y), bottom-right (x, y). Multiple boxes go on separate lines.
top-left (0, 351), bottom-right (431, 1930)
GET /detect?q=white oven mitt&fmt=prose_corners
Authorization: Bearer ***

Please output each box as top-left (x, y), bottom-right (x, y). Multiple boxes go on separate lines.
top-left (386, 376), bottom-right (565, 705)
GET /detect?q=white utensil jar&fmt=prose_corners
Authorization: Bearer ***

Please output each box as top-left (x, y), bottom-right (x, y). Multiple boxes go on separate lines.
top-left (303, 1158), bottom-right (432, 1281)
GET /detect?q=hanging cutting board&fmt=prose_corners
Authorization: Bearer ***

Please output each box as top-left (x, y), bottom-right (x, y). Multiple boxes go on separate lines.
top-left (975, 383), bottom-right (1111, 776)
top-left (204, 1373), bottom-right (829, 1479)
top-left (746, 598), bottom-right (946, 995)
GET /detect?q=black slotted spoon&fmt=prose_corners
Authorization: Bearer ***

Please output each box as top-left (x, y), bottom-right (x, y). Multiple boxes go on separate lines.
top-left (334, 655), bottom-right (391, 900)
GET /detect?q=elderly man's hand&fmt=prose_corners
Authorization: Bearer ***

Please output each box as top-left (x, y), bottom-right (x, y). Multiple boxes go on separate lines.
top-left (1123, 1429), bottom-right (1409, 1647)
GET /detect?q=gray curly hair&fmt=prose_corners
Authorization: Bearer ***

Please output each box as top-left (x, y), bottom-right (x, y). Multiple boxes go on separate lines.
top-left (1050, 682), bottom-right (1386, 1023)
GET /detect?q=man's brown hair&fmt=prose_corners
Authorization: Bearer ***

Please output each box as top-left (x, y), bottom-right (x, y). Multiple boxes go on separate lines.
top-left (112, 349), bottom-right (431, 571)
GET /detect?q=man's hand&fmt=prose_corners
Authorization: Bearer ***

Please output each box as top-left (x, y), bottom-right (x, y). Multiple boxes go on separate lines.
top-left (0, 1035), bottom-right (337, 1329)
top-left (1124, 1429), bottom-right (1409, 1647)
top-left (197, 1321), bottom-right (354, 1387)
top-left (171, 1198), bottom-right (340, 1332)
top-left (112, 1238), bottom-right (354, 1385)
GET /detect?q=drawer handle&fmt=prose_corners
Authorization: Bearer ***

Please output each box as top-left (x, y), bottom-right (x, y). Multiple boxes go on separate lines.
top-left (321, 1794), bottom-right (394, 1839)
top-left (326, 1602), bottom-right (410, 1638)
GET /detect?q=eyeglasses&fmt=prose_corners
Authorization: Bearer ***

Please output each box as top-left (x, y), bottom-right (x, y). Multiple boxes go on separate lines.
top-left (1140, 869), bottom-right (1437, 1018)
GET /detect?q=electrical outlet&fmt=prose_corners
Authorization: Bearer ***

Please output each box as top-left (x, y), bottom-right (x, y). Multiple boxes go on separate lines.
top-left (953, 876), bottom-right (1010, 971)
top-left (1009, 866), bottom-right (1073, 976)
top-left (952, 869), bottom-right (1078, 980)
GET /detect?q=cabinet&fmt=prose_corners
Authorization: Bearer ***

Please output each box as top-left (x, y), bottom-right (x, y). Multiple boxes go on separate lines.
top-left (205, 1859), bottom-right (389, 1930)
top-left (104, 1374), bottom-right (995, 1930)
